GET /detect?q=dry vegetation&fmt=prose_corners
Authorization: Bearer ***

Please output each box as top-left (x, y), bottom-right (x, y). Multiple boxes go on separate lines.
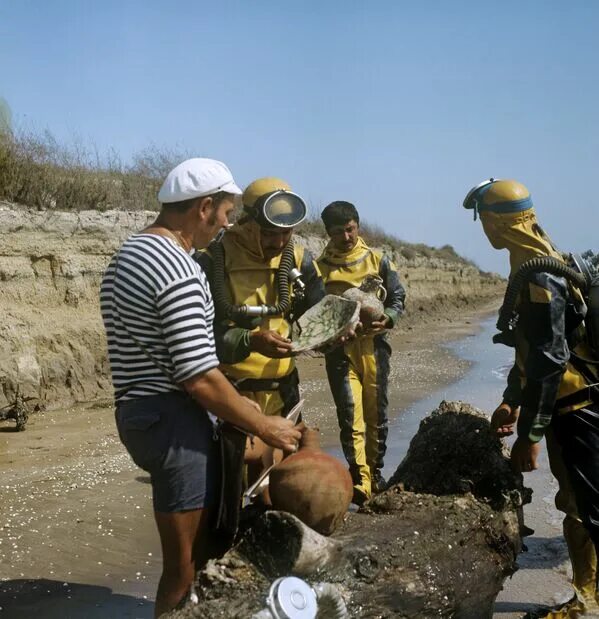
top-left (0, 128), bottom-right (478, 267)
top-left (0, 129), bottom-right (184, 211)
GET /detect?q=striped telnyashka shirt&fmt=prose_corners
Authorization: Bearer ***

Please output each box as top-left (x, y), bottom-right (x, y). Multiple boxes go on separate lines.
top-left (100, 234), bottom-right (219, 401)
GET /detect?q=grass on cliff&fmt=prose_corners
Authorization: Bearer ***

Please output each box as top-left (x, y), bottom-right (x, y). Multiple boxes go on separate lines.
top-left (0, 128), bottom-right (477, 267)
top-left (0, 128), bottom-right (176, 211)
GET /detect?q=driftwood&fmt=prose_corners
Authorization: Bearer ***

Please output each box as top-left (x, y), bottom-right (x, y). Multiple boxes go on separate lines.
top-left (167, 401), bottom-right (530, 619)
top-left (0, 390), bottom-right (42, 431)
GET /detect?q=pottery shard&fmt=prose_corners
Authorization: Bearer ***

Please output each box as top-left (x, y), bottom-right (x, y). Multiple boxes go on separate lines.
top-left (268, 428), bottom-right (353, 536)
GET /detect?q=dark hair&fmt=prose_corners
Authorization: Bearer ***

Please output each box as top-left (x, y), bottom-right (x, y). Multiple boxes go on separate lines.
top-left (321, 201), bottom-right (360, 230)
top-left (162, 191), bottom-right (234, 213)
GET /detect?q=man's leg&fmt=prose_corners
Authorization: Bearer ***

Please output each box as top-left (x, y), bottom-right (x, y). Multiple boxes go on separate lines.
top-left (116, 394), bottom-right (218, 618)
top-left (154, 507), bottom-right (212, 618)
top-left (242, 390), bottom-right (283, 487)
top-left (363, 335), bottom-right (391, 493)
top-left (243, 375), bottom-right (299, 501)
top-left (546, 426), bottom-right (598, 609)
top-left (325, 345), bottom-right (371, 502)
top-left (551, 406), bottom-right (599, 617)
top-left (554, 407), bottom-right (599, 549)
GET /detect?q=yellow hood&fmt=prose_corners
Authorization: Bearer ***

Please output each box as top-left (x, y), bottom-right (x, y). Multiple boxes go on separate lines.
top-left (318, 237), bottom-right (381, 296)
top-left (226, 219), bottom-right (282, 266)
top-left (320, 236), bottom-right (371, 266)
top-left (479, 208), bottom-right (562, 276)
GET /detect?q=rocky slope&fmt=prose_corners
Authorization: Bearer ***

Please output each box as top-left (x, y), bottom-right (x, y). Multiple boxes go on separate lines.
top-left (0, 203), bottom-right (503, 410)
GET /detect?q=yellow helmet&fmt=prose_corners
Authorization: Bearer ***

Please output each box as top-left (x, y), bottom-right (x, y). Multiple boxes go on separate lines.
top-left (242, 177), bottom-right (307, 228)
top-left (243, 177), bottom-right (291, 208)
top-left (463, 178), bottom-right (533, 220)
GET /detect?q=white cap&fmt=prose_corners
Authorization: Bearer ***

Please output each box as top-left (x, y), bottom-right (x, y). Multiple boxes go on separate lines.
top-left (158, 158), bottom-right (242, 204)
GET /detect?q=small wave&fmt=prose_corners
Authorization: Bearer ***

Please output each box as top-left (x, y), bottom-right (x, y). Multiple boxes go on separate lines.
top-left (491, 363), bottom-right (513, 380)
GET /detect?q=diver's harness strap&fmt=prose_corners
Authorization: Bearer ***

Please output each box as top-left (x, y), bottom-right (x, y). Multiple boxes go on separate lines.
top-left (556, 385), bottom-right (599, 409)
top-left (233, 377), bottom-right (282, 392)
top-left (229, 369), bottom-right (299, 394)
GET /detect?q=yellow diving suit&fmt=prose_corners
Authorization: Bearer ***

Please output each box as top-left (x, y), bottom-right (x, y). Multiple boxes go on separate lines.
top-left (196, 219), bottom-right (324, 417)
top-left (469, 179), bottom-right (599, 618)
top-left (318, 237), bottom-right (405, 502)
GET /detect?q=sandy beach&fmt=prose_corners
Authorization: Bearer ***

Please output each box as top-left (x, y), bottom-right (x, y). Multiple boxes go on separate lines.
top-left (0, 301), bottom-right (573, 618)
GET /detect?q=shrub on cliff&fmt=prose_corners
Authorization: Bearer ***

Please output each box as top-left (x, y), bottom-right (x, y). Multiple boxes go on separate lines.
top-left (0, 130), bottom-right (190, 211)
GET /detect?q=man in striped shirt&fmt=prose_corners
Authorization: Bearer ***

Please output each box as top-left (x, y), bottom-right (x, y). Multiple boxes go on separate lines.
top-left (100, 158), bottom-right (301, 617)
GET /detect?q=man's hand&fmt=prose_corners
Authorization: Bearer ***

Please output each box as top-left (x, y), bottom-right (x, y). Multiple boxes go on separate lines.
top-left (490, 403), bottom-right (520, 437)
top-left (334, 324), bottom-right (359, 346)
top-left (364, 316), bottom-right (391, 335)
top-left (250, 330), bottom-right (294, 358)
top-left (255, 415), bottom-right (302, 453)
top-left (510, 437), bottom-right (541, 473)
top-left (369, 315), bottom-right (391, 332)
top-left (315, 324), bottom-right (359, 354)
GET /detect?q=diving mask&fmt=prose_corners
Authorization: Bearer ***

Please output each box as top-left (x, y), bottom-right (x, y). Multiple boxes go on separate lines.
top-left (250, 190), bottom-right (307, 229)
top-left (463, 178), bottom-right (500, 220)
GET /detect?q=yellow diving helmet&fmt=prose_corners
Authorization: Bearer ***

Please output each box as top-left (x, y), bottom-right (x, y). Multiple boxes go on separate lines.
top-left (243, 177), bottom-right (307, 229)
top-left (463, 178), bottom-right (533, 220)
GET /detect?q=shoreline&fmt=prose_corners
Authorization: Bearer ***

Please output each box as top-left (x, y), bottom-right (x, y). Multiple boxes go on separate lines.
top-left (0, 301), bottom-right (500, 618)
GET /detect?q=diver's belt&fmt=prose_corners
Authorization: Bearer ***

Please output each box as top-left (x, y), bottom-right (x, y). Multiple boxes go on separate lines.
top-left (230, 370), bottom-right (298, 393)
top-left (556, 386), bottom-right (598, 411)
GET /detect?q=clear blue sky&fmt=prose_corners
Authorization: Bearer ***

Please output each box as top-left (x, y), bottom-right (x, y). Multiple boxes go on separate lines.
top-left (2, 0), bottom-right (598, 273)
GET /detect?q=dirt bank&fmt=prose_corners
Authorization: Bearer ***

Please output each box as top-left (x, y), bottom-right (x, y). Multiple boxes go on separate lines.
top-left (0, 203), bottom-right (503, 411)
top-left (0, 301), bottom-right (498, 618)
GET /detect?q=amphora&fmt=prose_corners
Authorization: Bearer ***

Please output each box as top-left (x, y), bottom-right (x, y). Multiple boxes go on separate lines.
top-left (269, 427), bottom-right (353, 536)
top-left (341, 274), bottom-right (387, 326)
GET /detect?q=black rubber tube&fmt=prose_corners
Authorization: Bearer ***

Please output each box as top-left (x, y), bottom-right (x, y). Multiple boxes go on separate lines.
top-left (497, 257), bottom-right (588, 333)
top-left (212, 239), bottom-right (295, 321)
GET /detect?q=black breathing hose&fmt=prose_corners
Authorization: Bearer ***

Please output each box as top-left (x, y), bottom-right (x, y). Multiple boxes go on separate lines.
top-left (497, 256), bottom-right (589, 333)
top-left (211, 239), bottom-right (295, 321)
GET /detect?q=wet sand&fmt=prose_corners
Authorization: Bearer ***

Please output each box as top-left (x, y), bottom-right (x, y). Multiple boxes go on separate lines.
top-left (1, 302), bottom-right (508, 618)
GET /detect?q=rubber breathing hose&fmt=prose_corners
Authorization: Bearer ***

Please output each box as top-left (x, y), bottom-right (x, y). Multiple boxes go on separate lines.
top-left (212, 239), bottom-right (295, 321)
top-left (497, 256), bottom-right (589, 333)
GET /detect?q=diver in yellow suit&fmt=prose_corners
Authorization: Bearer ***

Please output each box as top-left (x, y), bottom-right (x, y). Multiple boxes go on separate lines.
top-left (196, 177), bottom-right (324, 422)
top-left (318, 201), bottom-right (406, 505)
top-left (463, 179), bottom-right (599, 619)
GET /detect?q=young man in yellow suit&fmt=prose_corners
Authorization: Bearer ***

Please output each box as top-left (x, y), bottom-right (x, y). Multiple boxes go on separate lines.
top-left (318, 201), bottom-right (406, 505)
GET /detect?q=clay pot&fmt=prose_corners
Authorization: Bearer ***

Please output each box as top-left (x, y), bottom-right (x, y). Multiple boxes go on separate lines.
top-left (342, 275), bottom-right (386, 326)
top-left (268, 427), bottom-right (353, 535)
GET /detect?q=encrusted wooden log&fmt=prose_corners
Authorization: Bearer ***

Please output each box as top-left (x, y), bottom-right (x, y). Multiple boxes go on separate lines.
top-left (167, 401), bottom-right (530, 619)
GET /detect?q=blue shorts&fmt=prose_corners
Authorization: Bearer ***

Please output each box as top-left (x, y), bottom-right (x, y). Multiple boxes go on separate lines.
top-left (115, 391), bottom-right (219, 512)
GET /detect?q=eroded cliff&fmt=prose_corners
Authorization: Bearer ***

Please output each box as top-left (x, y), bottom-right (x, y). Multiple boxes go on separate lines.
top-left (0, 204), bottom-right (503, 409)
